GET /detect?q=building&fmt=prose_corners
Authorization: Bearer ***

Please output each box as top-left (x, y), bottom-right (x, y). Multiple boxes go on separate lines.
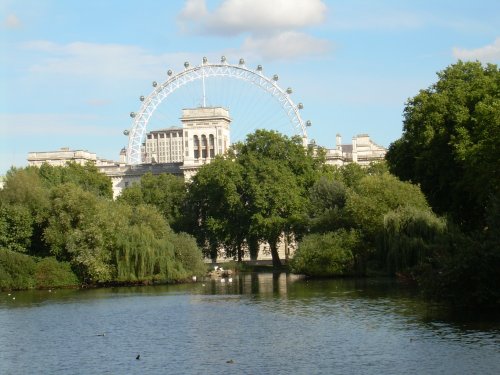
top-left (141, 107), bottom-right (232, 180)
top-left (324, 133), bottom-right (387, 167)
top-left (26, 108), bottom-right (386, 197)
top-left (24, 108), bottom-right (387, 263)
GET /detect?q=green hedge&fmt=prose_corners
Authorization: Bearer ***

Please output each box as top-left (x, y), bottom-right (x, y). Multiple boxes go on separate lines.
top-left (0, 249), bottom-right (79, 290)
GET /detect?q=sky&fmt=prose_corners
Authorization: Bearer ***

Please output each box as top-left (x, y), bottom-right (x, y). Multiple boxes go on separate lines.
top-left (1, 0), bottom-right (499, 174)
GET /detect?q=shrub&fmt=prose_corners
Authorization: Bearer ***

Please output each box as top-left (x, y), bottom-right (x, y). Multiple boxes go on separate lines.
top-left (34, 257), bottom-right (79, 288)
top-left (291, 229), bottom-right (361, 277)
top-left (0, 248), bottom-right (36, 289)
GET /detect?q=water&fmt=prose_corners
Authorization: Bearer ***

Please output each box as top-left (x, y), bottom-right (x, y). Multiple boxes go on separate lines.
top-left (1, 274), bottom-right (498, 375)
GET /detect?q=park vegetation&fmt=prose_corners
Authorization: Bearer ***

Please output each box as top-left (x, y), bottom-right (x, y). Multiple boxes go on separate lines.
top-left (1, 61), bottom-right (497, 310)
top-left (0, 163), bottom-right (206, 289)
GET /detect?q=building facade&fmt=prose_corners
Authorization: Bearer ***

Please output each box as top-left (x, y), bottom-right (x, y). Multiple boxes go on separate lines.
top-left (324, 133), bottom-right (387, 167)
top-left (26, 107), bottom-right (386, 197)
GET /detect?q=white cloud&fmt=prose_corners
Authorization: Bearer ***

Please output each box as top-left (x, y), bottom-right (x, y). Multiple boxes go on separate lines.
top-left (241, 31), bottom-right (330, 60)
top-left (453, 38), bottom-right (500, 63)
top-left (178, 0), bottom-right (329, 60)
top-left (3, 14), bottom-right (22, 29)
top-left (180, 0), bottom-right (327, 35)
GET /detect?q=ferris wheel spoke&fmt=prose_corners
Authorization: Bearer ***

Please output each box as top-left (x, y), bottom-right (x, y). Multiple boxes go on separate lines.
top-left (125, 58), bottom-right (309, 165)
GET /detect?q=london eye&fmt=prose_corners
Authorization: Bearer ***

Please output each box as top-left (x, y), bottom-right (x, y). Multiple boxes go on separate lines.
top-left (124, 56), bottom-right (311, 165)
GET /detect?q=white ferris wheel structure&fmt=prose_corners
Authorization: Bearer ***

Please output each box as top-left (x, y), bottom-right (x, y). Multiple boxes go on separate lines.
top-left (125, 56), bottom-right (312, 165)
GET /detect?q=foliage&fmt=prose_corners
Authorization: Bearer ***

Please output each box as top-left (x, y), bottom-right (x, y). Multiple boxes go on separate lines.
top-left (185, 130), bottom-right (319, 266)
top-left (308, 176), bottom-right (348, 233)
top-left (386, 61), bottom-right (500, 231)
top-left (185, 157), bottom-right (247, 261)
top-left (114, 225), bottom-right (177, 282)
top-left (0, 248), bottom-right (36, 289)
top-left (34, 257), bottom-right (79, 288)
top-left (0, 203), bottom-right (33, 253)
top-left (345, 173), bottom-right (430, 243)
top-left (118, 172), bottom-right (186, 230)
top-left (381, 206), bottom-right (446, 274)
top-left (417, 195), bottom-right (500, 309)
top-left (38, 162), bottom-right (113, 199)
top-left (43, 183), bottom-right (115, 282)
top-left (291, 230), bottom-right (361, 277)
top-left (169, 232), bottom-right (207, 277)
top-left (236, 130), bottom-right (318, 266)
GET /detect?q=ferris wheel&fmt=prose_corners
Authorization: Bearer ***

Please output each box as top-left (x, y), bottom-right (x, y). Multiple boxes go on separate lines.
top-left (124, 56), bottom-right (312, 165)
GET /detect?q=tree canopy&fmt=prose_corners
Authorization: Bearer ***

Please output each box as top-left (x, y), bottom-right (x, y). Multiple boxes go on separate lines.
top-left (386, 61), bottom-right (500, 231)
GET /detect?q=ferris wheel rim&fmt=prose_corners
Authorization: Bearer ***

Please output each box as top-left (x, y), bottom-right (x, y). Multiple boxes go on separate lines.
top-left (126, 58), bottom-right (309, 165)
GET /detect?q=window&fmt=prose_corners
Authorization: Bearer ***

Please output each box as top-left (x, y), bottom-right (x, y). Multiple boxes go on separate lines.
top-left (209, 134), bottom-right (215, 158)
top-left (201, 135), bottom-right (207, 159)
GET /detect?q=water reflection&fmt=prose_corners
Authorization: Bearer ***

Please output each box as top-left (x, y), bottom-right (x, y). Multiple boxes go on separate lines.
top-left (1, 273), bottom-right (499, 375)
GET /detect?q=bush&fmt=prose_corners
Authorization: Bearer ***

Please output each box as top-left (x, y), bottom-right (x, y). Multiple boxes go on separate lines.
top-left (170, 232), bottom-right (207, 277)
top-left (35, 257), bottom-right (79, 288)
top-left (0, 248), bottom-right (36, 289)
top-left (291, 230), bottom-right (361, 277)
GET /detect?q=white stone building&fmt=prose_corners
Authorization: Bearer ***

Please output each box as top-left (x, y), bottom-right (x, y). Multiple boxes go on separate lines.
top-left (324, 133), bottom-right (386, 167)
top-left (25, 107), bottom-right (386, 197)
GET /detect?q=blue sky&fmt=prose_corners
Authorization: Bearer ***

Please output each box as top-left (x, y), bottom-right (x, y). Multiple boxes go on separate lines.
top-left (1, 0), bottom-right (499, 174)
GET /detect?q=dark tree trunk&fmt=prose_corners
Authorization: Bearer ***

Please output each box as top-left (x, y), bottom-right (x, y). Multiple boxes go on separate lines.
top-left (249, 237), bottom-right (259, 261)
top-left (270, 241), bottom-right (281, 268)
top-left (237, 244), bottom-right (243, 262)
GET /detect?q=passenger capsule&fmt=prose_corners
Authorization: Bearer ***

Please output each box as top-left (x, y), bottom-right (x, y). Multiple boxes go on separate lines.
top-left (139, 95), bottom-right (145, 102)
top-left (298, 103), bottom-right (304, 109)
top-left (221, 55), bottom-right (226, 63)
top-left (286, 87), bottom-right (293, 94)
top-left (273, 74), bottom-right (279, 81)
top-left (306, 120), bottom-right (312, 127)
top-left (152, 81), bottom-right (157, 87)
top-left (184, 61), bottom-right (190, 69)
top-left (130, 112), bottom-right (136, 118)
top-left (257, 65), bottom-right (263, 71)
top-left (167, 70), bottom-right (173, 76)
top-left (239, 58), bottom-right (245, 65)
top-left (123, 130), bottom-right (129, 136)
top-left (203, 56), bottom-right (208, 64)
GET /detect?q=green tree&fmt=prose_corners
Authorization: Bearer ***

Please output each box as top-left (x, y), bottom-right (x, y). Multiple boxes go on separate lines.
top-left (344, 173), bottom-right (430, 273)
top-left (0, 203), bottom-right (33, 253)
top-left (308, 176), bottom-right (347, 233)
top-left (38, 162), bottom-right (113, 199)
top-left (386, 61), bottom-right (500, 231)
top-left (185, 157), bottom-right (247, 261)
top-left (236, 130), bottom-right (317, 267)
top-left (43, 183), bottom-right (117, 282)
top-left (118, 172), bottom-right (186, 230)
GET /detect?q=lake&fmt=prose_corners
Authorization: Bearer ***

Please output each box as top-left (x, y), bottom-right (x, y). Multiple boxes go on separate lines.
top-left (1, 273), bottom-right (498, 374)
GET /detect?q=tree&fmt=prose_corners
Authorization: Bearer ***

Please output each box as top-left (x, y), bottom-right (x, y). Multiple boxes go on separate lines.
top-left (344, 173), bottom-right (430, 273)
top-left (118, 172), bottom-right (186, 230)
top-left (386, 61), bottom-right (500, 231)
top-left (185, 157), bottom-right (247, 261)
top-left (308, 176), bottom-right (347, 233)
top-left (0, 203), bottom-right (33, 253)
top-left (38, 162), bottom-right (113, 199)
top-left (236, 130), bottom-right (318, 267)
